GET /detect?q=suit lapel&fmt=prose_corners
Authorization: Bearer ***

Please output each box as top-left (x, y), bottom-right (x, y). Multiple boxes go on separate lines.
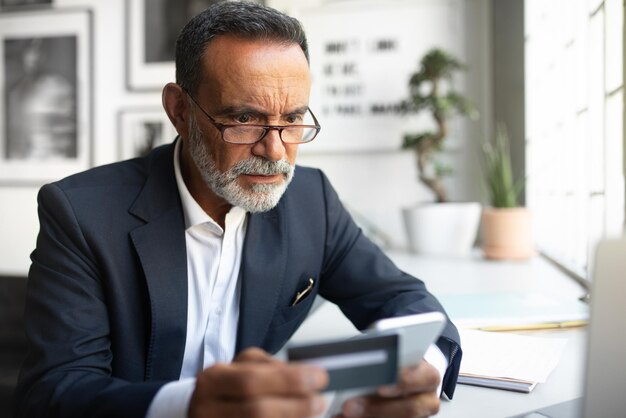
top-left (127, 140), bottom-right (290, 373)
top-left (129, 143), bottom-right (188, 381)
top-left (236, 203), bottom-right (289, 352)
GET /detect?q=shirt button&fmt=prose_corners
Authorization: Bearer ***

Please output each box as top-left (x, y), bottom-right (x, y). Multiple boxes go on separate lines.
top-left (215, 307), bottom-right (223, 316)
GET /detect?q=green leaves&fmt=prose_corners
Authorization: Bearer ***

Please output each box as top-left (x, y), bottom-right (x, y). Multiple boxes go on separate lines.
top-left (434, 161), bottom-right (454, 178)
top-left (403, 93), bottom-right (477, 118)
top-left (412, 49), bottom-right (465, 82)
top-left (402, 132), bottom-right (432, 149)
top-left (481, 124), bottom-right (525, 208)
top-left (445, 92), bottom-right (479, 120)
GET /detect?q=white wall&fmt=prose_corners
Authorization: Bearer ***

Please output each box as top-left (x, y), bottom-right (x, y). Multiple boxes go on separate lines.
top-left (0, 0), bottom-right (492, 275)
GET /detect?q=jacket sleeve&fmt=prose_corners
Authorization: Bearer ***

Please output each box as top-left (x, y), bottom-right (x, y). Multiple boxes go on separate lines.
top-left (15, 183), bottom-right (165, 418)
top-left (315, 171), bottom-right (462, 399)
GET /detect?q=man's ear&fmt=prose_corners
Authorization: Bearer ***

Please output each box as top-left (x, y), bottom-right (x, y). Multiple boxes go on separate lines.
top-left (162, 82), bottom-right (189, 139)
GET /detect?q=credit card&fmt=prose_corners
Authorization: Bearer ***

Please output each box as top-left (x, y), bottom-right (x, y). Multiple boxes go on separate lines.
top-left (287, 332), bottom-right (398, 392)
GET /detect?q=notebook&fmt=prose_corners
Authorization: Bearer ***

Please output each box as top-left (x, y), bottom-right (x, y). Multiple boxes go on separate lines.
top-left (457, 329), bottom-right (567, 393)
top-left (510, 237), bottom-right (626, 417)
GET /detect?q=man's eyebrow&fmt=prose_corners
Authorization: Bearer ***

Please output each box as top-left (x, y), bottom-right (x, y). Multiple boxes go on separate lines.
top-left (215, 105), bottom-right (309, 117)
top-left (212, 106), bottom-right (262, 117)
top-left (289, 106), bottom-right (309, 115)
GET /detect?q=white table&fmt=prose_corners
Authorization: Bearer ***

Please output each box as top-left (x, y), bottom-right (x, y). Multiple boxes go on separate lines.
top-left (291, 250), bottom-right (589, 418)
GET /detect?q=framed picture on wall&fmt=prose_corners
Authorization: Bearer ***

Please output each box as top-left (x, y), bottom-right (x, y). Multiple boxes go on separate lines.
top-left (0, 0), bottom-right (52, 11)
top-left (118, 108), bottom-right (177, 160)
top-left (127, 0), bottom-right (265, 91)
top-left (0, 9), bottom-right (92, 184)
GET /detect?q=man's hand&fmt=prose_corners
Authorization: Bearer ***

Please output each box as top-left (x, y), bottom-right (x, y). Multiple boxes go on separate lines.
top-left (188, 348), bottom-right (329, 418)
top-left (337, 360), bottom-right (441, 418)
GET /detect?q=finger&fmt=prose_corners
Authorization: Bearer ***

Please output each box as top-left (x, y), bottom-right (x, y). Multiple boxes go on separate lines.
top-left (377, 360), bottom-right (440, 397)
top-left (342, 392), bottom-right (440, 418)
top-left (198, 394), bottom-right (327, 418)
top-left (199, 362), bottom-right (328, 398)
top-left (234, 347), bottom-right (280, 364)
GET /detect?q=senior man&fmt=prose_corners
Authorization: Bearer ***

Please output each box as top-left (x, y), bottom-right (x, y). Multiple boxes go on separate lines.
top-left (16, 2), bottom-right (461, 418)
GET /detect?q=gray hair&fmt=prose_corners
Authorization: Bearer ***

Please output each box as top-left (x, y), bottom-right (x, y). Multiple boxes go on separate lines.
top-left (175, 1), bottom-right (309, 95)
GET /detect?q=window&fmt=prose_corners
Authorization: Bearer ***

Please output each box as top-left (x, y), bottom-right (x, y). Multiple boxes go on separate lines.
top-left (525, 0), bottom-right (624, 279)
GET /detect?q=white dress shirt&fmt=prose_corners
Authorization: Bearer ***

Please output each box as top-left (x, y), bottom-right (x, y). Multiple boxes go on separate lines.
top-left (146, 140), bottom-right (247, 418)
top-left (146, 140), bottom-right (448, 418)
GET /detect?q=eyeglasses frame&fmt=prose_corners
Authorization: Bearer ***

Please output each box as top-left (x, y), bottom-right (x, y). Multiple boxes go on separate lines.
top-left (184, 89), bottom-right (321, 145)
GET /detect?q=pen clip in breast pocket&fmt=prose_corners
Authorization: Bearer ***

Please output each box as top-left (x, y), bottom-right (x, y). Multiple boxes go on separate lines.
top-left (292, 277), bottom-right (315, 306)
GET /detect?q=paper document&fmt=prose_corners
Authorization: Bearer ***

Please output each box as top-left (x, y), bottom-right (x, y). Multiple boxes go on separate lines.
top-left (458, 329), bottom-right (568, 392)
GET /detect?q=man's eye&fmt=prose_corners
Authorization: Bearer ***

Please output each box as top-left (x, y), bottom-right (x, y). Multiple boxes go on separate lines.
top-left (235, 114), bottom-right (252, 123)
top-left (286, 115), bottom-right (303, 124)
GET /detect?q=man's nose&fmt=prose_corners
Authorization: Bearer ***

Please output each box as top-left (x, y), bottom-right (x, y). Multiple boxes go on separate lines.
top-left (251, 128), bottom-right (287, 162)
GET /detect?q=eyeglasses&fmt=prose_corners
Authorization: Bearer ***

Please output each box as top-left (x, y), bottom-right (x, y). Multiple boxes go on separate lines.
top-left (185, 90), bottom-right (321, 145)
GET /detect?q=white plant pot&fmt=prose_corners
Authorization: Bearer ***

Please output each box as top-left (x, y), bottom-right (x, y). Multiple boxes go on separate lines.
top-left (402, 202), bottom-right (482, 256)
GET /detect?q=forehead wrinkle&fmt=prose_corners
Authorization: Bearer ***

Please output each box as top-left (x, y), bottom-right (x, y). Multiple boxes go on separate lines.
top-left (219, 77), bottom-right (309, 115)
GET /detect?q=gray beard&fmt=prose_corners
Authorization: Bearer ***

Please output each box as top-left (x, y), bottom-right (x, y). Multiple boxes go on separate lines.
top-left (187, 114), bottom-right (295, 213)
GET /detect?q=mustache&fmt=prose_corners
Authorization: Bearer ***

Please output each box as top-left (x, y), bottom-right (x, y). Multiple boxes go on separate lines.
top-left (229, 157), bottom-right (293, 177)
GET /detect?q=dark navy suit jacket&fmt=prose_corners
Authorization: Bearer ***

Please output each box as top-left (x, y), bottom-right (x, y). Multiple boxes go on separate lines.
top-left (16, 142), bottom-right (461, 418)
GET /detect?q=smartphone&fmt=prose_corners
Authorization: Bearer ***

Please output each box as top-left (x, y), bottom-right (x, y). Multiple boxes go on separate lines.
top-left (367, 311), bottom-right (447, 368)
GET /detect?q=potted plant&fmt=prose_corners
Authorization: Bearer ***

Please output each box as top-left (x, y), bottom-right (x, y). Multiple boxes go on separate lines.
top-left (400, 48), bottom-right (481, 256)
top-left (480, 124), bottom-right (534, 260)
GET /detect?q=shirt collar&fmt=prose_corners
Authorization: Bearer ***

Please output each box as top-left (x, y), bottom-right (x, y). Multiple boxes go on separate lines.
top-left (173, 138), bottom-right (246, 233)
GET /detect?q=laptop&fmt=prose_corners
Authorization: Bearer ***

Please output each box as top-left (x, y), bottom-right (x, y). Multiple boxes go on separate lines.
top-left (511, 238), bottom-right (626, 418)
